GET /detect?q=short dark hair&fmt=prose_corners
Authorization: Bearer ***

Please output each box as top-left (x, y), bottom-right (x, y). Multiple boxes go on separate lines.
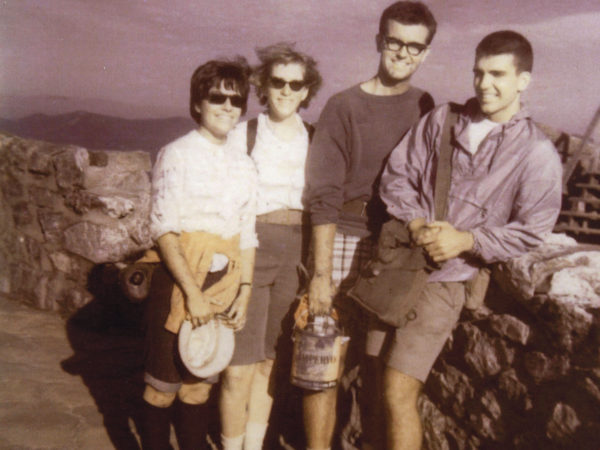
top-left (189, 57), bottom-right (251, 125)
top-left (475, 30), bottom-right (533, 73)
top-left (379, 1), bottom-right (437, 44)
top-left (252, 42), bottom-right (322, 110)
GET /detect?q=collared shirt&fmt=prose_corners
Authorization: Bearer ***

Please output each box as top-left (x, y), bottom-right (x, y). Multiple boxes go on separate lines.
top-left (380, 99), bottom-right (563, 282)
top-left (229, 113), bottom-right (309, 215)
top-left (150, 129), bottom-right (258, 250)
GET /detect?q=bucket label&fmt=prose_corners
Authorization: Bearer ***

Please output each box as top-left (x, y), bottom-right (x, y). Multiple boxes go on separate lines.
top-left (291, 334), bottom-right (342, 390)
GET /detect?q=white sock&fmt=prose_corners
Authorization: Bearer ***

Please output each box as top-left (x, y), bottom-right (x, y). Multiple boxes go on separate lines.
top-left (222, 433), bottom-right (244, 450)
top-left (243, 421), bottom-right (268, 450)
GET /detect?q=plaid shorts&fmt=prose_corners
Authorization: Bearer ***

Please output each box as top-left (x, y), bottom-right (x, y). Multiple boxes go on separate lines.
top-left (331, 232), bottom-right (373, 292)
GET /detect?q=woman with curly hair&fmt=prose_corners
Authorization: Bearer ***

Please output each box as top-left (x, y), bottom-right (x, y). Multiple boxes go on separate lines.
top-left (219, 43), bottom-right (322, 450)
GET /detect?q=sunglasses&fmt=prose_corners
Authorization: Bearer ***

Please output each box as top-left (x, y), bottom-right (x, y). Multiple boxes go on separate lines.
top-left (206, 93), bottom-right (245, 108)
top-left (269, 76), bottom-right (306, 92)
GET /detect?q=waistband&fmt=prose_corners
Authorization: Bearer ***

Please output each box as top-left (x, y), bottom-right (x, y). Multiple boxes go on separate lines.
top-left (256, 209), bottom-right (305, 225)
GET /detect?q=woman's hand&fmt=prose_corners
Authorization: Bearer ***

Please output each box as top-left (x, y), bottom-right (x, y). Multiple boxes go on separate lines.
top-left (185, 286), bottom-right (214, 328)
top-left (224, 284), bottom-right (252, 330)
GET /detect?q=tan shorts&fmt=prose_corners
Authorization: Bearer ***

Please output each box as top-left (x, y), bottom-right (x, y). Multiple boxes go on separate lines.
top-left (365, 281), bottom-right (465, 383)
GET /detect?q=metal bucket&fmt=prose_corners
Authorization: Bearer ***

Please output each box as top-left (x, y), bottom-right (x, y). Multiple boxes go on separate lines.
top-left (291, 315), bottom-right (342, 390)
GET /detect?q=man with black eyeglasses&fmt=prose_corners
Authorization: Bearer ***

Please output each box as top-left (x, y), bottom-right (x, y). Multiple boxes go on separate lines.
top-left (302, 2), bottom-right (436, 449)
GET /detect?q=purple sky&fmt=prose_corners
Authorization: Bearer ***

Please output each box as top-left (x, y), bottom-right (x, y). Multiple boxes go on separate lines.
top-left (1, 0), bottom-right (599, 135)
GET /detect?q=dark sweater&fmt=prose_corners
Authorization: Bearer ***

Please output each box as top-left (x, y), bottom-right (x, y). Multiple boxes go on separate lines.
top-left (304, 84), bottom-right (434, 237)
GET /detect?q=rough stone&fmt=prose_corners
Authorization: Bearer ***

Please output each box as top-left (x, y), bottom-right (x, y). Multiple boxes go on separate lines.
top-left (488, 314), bottom-right (530, 345)
top-left (33, 272), bottom-right (62, 311)
top-left (524, 351), bottom-right (570, 383)
top-left (581, 377), bottom-right (600, 405)
top-left (63, 221), bottom-right (134, 263)
top-left (498, 369), bottom-right (529, 409)
top-left (537, 298), bottom-right (594, 352)
top-left (545, 402), bottom-right (580, 444)
top-left (28, 148), bottom-right (54, 174)
top-left (54, 146), bottom-right (88, 189)
top-left (455, 323), bottom-right (504, 378)
top-left (30, 185), bottom-right (57, 207)
top-left (49, 251), bottom-right (74, 273)
top-left (63, 189), bottom-right (103, 214)
top-left (2, 172), bottom-right (24, 200)
top-left (15, 234), bottom-right (42, 265)
top-left (4, 139), bottom-right (29, 171)
top-left (429, 363), bottom-right (473, 418)
top-left (38, 210), bottom-right (70, 242)
top-left (97, 195), bottom-right (135, 219)
top-left (12, 201), bottom-right (33, 226)
top-left (420, 396), bottom-right (452, 450)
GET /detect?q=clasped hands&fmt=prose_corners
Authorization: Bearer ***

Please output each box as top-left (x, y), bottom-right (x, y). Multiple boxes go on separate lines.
top-left (408, 218), bottom-right (474, 263)
top-left (185, 283), bottom-right (252, 331)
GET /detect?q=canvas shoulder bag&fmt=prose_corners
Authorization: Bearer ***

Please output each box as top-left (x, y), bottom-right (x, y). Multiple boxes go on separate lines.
top-left (347, 106), bottom-right (459, 327)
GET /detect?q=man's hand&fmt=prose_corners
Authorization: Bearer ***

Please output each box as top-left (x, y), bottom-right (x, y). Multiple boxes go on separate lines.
top-left (408, 217), bottom-right (432, 245)
top-left (223, 284), bottom-right (252, 331)
top-left (308, 274), bottom-right (336, 316)
top-left (418, 221), bottom-right (474, 263)
top-left (185, 286), bottom-right (213, 328)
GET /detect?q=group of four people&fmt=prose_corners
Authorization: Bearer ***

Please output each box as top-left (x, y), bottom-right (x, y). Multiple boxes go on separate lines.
top-left (141, 1), bottom-right (562, 449)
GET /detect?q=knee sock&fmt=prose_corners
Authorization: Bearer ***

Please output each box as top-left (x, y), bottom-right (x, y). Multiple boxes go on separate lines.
top-left (173, 400), bottom-right (208, 450)
top-left (140, 401), bottom-right (172, 450)
top-left (244, 421), bottom-right (268, 450)
top-left (221, 433), bottom-right (244, 450)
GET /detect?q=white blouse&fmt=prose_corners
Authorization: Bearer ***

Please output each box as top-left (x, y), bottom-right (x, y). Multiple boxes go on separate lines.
top-left (229, 113), bottom-right (309, 216)
top-left (150, 130), bottom-right (258, 250)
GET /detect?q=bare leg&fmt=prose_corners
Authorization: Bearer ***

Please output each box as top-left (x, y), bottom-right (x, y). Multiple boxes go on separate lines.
top-left (220, 364), bottom-right (257, 438)
top-left (244, 358), bottom-right (275, 450)
top-left (247, 359), bottom-right (275, 423)
top-left (302, 341), bottom-right (347, 450)
top-left (383, 367), bottom-right (423, 450)
top-left (303, 387), bottom-right (337, 450)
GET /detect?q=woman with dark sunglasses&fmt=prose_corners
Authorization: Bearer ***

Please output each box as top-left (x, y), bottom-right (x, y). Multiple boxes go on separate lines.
top-left (141, 57), bottom-right (258, 450)
top-left (219, 43), bottom-right (322, 450)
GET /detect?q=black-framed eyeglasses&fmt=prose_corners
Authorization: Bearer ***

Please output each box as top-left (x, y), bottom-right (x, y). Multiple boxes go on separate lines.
top-left (381, 36), bottom-right (428, 56)
top-left (269, 76), bottom-right (306, 92)
top-left (206, 93), bottom-right (245, 108)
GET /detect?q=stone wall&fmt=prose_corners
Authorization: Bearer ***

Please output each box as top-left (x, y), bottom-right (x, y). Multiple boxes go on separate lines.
top-left (420, 235), bottom-right (600, 449)
top-left (0, 132), bottom-right (152, 313)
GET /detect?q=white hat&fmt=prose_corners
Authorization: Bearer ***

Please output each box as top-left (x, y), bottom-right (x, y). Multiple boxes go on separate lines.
top-left (178, 319), bottom-right (235, 378)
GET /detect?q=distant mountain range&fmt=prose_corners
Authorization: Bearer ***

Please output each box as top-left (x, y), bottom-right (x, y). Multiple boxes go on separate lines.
top-left (0, 111), bottom-right (196, 161)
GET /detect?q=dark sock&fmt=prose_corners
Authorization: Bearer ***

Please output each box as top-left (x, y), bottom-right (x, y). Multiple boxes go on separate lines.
top-left (173, 400), bottom-right (208, 450)
top-left (140, 401), bottom-right (172, 450)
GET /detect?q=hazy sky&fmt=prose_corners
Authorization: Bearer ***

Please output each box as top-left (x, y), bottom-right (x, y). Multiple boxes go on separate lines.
top-left (1, 0), bottom-right (599, 135)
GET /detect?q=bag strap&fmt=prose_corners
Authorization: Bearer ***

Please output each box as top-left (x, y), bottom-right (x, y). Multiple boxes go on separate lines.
top-left (434, 106), bottom-right (459, 220)
top-left (246, 117), bottom-right (314, 156)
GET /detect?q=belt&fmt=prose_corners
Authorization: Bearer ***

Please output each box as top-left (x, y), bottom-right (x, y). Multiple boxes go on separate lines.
top-left (256, 209), bottom-right (305, 225)
top-left (341, 199), bottom-right (368, 217)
